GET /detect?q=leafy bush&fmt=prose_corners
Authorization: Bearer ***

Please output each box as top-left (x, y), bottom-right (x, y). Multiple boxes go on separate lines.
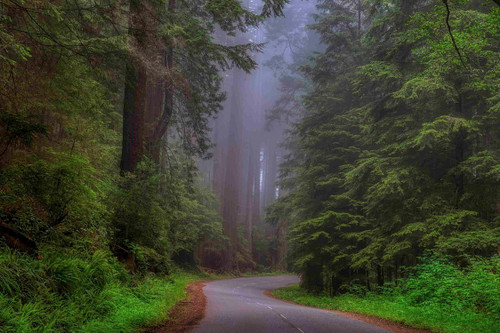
top-left (0, 154), bottom-right (108, 245)
top-left (396, 255), bottom-right (500, 317)
top-left (111, 158), bottom-right (224, 272)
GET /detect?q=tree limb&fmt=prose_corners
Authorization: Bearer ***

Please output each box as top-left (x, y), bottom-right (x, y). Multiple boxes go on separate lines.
top-left (442, 0), bottom-right (468, 69)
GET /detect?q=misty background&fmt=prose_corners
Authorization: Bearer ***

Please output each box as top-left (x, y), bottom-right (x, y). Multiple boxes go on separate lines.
top-left (197, 0), bottom-right (322, 270)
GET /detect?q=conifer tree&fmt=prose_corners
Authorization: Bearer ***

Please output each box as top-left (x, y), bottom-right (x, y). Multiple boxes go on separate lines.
top-left (269, 0), bottom-right (500, 293)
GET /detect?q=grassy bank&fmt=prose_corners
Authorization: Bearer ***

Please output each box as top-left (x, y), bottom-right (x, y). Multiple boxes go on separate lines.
top-left (0, 246), bottom-right (288, 332)
top-left (0, 248), bottom-right (225, 333)
top-left (78, 273), bottom-right (201, 333)
top-left (274, 285), bottom-right (500, 332)
top-left (273, 257), bottom-right (500, 333)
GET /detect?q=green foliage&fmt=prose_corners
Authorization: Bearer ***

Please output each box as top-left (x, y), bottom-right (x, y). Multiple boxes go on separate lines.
top-left (268, 0), bottom-right (500, 295)
top-left (112, 154), bottom-right (224, 271)
top-left (397, 255), bottom-right (500, 316)
top-left (112, 161), bottom-right (171, 254)
top-left (0, 154), bottom-right (108, 245)
top-left (0, 247), bottom-right (211, 333)
top-left (0, 112), bottom-right (47, 154)
top-left (273, 255), bottom-right (500, 333)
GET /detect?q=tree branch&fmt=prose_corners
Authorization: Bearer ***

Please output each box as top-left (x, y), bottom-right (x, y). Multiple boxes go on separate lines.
top-left (442, 0), bottom-right (467, 68)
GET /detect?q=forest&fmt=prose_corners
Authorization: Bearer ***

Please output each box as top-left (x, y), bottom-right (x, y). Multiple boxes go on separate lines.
top-left (0, 0), bottom-right (499, 332)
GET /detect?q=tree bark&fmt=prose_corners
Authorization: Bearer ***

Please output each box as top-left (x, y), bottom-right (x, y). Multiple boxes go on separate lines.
top-left (120, 0), bottom-right (149, 172)
top-left (121, 61), bottom-right (148, 172)
top-left (121, 0), bottom-right (175, 171)
top-left (221, 67), bottom-right (245, 270)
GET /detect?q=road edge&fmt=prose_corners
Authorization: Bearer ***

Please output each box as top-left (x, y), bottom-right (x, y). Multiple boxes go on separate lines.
top-left (143, 280), bottom-right (208, 333)
top-left (141, 274), bottom-right (289, 333)
top-left (264, 290), bottom-right (432, 333)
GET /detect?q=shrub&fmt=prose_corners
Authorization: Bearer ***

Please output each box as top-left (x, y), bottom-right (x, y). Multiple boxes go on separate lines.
top-left (396, 255), bottom-right (500, 317)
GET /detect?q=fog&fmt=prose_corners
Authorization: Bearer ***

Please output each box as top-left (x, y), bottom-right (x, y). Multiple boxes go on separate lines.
top-left (198, 0), bottom-right (322, 269)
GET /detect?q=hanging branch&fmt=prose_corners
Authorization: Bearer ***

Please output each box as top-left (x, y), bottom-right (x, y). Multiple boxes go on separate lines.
top-left (442, 0), bottom-right (467, 68)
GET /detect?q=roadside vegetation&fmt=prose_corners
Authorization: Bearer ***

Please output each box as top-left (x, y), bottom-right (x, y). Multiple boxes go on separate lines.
top-left (274, 255), bottom-right (500, 333)
top-left (0, 247), bottom-right (226, 333)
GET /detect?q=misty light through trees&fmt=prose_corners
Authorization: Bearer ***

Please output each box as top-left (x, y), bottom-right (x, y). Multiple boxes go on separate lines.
top-left (0, 0), bottom-right (499, 331)
top-left (198, 0), bottom-right (322, 271)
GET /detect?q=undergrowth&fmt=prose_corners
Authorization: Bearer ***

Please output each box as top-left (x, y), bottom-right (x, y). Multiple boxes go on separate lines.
top-left (0, 248), bottom-right (209, 333)
top-left (273, 256), bottom-right (500, 333)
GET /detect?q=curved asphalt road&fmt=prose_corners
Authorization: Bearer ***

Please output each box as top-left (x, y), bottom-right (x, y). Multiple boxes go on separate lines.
top-left (192, 275), bottom-right (389, 333)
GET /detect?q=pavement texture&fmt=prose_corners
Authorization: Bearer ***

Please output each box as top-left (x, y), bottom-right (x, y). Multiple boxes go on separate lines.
top-left (192, 275), bottom-right (390, 333)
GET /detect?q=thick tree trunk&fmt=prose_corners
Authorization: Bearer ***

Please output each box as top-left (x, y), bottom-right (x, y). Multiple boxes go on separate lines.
top-left (262, 143), bottom-right (277, 210)
top-left (221, 68), bottom-right (245, 270)
top-left (121, 0), bottom-right (174, 171)
top-left (147, 0), bottom-right (175, 161)
top-left (120, 0), bottom-right (149, 172)
top-left (275, 219), bottom-right (288, 270)
top-left (145, 78), bottom-right (164, 161)
top-left (121, 62), bottom-right (148, 172)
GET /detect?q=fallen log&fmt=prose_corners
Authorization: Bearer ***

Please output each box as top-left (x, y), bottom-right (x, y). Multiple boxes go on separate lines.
top-left (0, 222), bottom-right (38, 255)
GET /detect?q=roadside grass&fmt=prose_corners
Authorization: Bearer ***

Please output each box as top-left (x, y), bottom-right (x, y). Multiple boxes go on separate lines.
top-left (0, 249), bottom-right (225, 333)
top-left (78, 273), bottom-right (200, 333)
top-left (79, 270), bottom-right (290, 332)
top-left (273, 284), bottom-right (500, 333)
top-left (0, 247), bottom-right (288, 333)
top-left (0, 250), bottom-right (206, 333)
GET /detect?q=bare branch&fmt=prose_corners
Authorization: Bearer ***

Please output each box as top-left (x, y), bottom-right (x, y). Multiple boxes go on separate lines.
top-left (442, 0), bottom-right (468, 69)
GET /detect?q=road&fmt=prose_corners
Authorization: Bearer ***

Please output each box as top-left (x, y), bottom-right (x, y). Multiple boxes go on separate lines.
top-left (192, 275), bottom-right (390, 333)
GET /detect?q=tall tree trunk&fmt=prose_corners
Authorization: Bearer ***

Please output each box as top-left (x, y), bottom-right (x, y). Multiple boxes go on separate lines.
top-left (121, 0), bottom-right (149, 172)
top-left (121, 0), bottom-right (174, 172)
top-left (221, 66), bottom-right (246, 270)
top-left (121, 62), bottom-right (148, 172)
top-left (148, 0), bottom-right (175, 161)
top-left (251, 146), bottom-right (261, 231)
top-left (262, 143), bottom-right (277, 211)
top-left (244, 147), bottom-right (256, 252)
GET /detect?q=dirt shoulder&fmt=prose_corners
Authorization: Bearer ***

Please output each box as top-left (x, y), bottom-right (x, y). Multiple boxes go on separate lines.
top-left (264, 290), bottom-right (431, 333)
top-left (144, 280), bottom-right (207, 333)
